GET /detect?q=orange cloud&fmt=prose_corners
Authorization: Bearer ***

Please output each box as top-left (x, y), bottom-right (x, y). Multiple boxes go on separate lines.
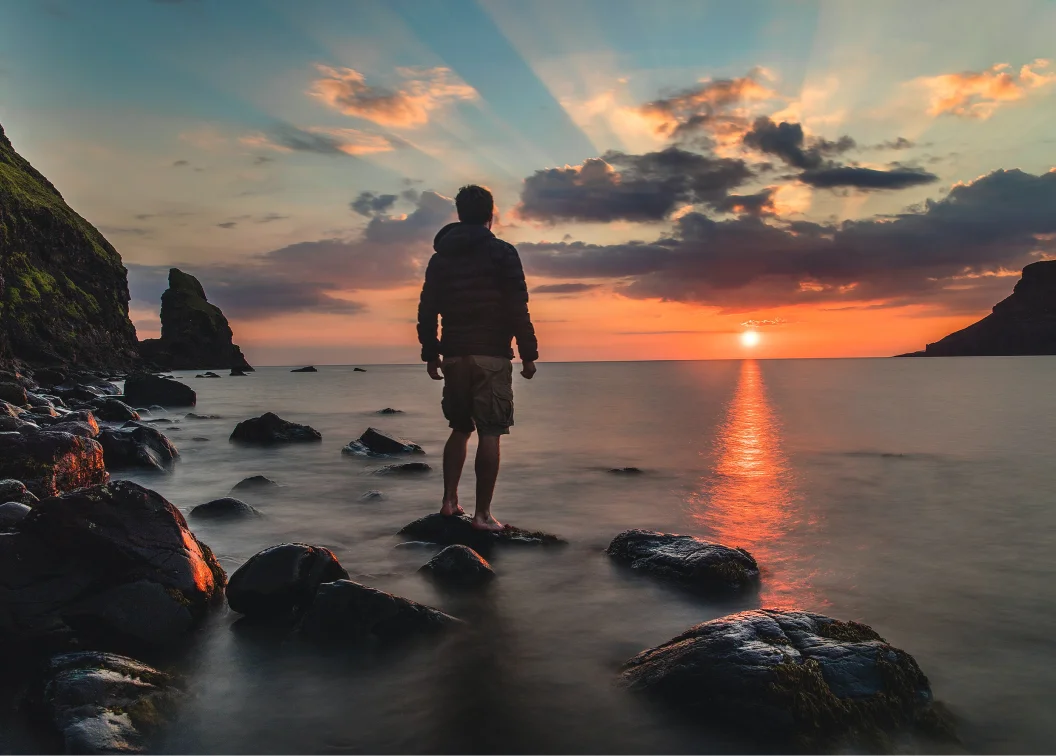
top-left (310, 65), bottom-right (477, 128)
top-left (918, 59), bottom-right (1056, 119)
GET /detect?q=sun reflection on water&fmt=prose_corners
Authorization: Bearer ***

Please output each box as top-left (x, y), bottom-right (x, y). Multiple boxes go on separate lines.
top-left (690, 360), bottom-right (821, 609)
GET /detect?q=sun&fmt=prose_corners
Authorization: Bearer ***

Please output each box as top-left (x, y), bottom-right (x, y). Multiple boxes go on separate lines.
top-left (741, 330), bottom-right (760, 348)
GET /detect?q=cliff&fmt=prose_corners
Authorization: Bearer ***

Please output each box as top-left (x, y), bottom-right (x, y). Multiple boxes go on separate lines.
top-left (903, 260), bottom-right (1056, 356)
top-left (138, 268), bottom-right (253, 371)
top-left (0, 122), bottom-right (140, 369)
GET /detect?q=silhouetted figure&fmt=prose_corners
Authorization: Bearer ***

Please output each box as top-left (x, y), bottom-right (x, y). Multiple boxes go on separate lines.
top-left (417, 185), bottom-right (538, 531)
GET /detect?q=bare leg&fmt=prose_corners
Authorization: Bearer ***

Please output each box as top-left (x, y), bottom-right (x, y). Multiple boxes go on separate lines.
top-left (472, 434), bottom-right (504, 531)
top-left (441, 430), bottom-right (470, 516)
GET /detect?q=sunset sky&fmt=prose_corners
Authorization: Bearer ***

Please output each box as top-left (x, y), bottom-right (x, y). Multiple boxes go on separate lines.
top-left (2, 0), bottom-right (1054, 365)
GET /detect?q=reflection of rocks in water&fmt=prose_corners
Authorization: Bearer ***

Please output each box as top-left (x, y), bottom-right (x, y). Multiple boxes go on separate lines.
top-left (690, 360), bottom-right (812, 608)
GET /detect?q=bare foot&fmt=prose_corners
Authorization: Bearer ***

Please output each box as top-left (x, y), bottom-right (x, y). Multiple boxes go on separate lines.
top-left (471, 514), bottom-right (508, 532)
top-left (440, 500), bottom-right (465, 517)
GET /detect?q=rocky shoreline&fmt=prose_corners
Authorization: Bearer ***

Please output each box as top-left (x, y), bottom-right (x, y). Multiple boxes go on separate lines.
top-left (0, 366), bottom-right (959, 754)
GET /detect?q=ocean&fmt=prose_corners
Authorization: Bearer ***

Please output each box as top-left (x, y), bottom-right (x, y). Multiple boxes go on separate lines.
top-left (17, 358), bottom-right (1056, 753)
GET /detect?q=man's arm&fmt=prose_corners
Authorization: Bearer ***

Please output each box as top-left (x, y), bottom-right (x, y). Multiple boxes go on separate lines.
top-left (416, 255), bottom-right (442, 369)
top-left (496, 241), bottom-right (539, 365)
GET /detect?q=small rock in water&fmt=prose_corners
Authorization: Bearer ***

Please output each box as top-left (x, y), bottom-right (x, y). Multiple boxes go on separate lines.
top-left (419, 545), bottom-right (495, 586)
top-left (291, 366), bottom-right (318, 373)
top-left (230, 367), bottom-right (249, 377)
top-left (185, 412), bottom-right (221, 420)
top-left (230, 413), bottom-right (322, 444)
top-left (203, 372), bottom-right (221, 379)
top-left (41, 651), bottom-right (183, 755)
top-left (345, 427), bottom-right (424, 456)
top-left (189, 497), bottom-right (262, 520)
top-left (0, 501), bottom-right (32, 529)
top-left (232, 474), bottom-right (279, 492)
top-left (398, 512), bottom-right (565, 551)
top-left (192, 437), bottom-right (210, 442)
top-left (0, 478), bottom-right (39, 506)
top-left (376, 407), bottom-right (403, 414)
top-left (372, 462), bottom-right (431, 475)
top-left (123, 373), bottom-right (196, 408)
top-left (619, 609), bottom-right (951, 751)
top-left (98, 422), bottom-right (179, 473)
top-left (226, 543), bottom-right (349, 618)
top-left (353, 367), bottom-right (367, 372)
top-left (608, 466), bottom-right (643, 474)
top-left (606, 529), bottom-right (759, 594)
top-left (359, 490), bottom-right (384, 501)
top-left (296, 579), bottom-right (460, 644)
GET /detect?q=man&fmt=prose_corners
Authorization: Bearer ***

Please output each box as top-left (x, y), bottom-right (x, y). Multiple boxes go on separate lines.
top-left (417, 185), bottom-right (538, 532)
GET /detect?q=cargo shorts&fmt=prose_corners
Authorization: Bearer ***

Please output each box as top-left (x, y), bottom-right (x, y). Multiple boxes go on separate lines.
top-left (441, 355), bottom-right (514, 436)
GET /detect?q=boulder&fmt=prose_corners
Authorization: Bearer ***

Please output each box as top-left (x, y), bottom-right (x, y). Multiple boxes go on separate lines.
top-left (122, 374), bottom-right (196, 408)
top-left (0, 501), bottom-right (32, 530)
top-left (40, 651), bottom-right (182, 754)
top-left (50, 421), bottom-right (100, 439)
top-left (291, 366), bottom-right (317, 373)
top-left (230, 367), bottom-right (248, 377)
top-left (26, 391), bottom-right (56, 409)
top-left (344, 427), bottom-right (424, 456)
top-left (203, 372), bottom-right (221, 378)
top-left (136, 268), bottom-right (253, 372)
top-left (0, 416), bottom-right (36, 432)
top-left (231, 475), bottom-right (279, 493)
top-left (0, 429), bottom-right (108, 498)
top-left (31, 368), bottom-right (67, 387)
top-left (297, 579), bottom-right (460, 644)
top-left (0, 478), bottom-right (38, 506)
top-left (93, 398), bottom-right (141, 422)
top-left (359, 490), bottom-right (383, 501)
top-left (419, 545), bottom-right (495, 586)
top-left (98, 423), bottom-right (179, 472)
top-left (189, 497), bottom-right (261, 521)
top-left (1, 481), bottom-right (226, 651)
top-left (185, 412), bottom-right (220, 420)
top-left (606, 530), bottom-right (760, 594)
top-left (230, 413), bottom-right (322, 445)
top-left (353, 367), bottom-right (367, 372)
top-left (226, 543), bottom-right (348, 618)
top-left (373, 462), bottom-right (431, 475)
top-left (398, 513), bottom-right (565, 551)
top-left (609, 467), bottom-right (644, 474)
top-left (57, 410), bottom-right (100, 437)
top-left (620, 610), bottom-right (949, 750)
top-left (376, 407), bottom-right (403, 414)
top-left (0, 381), bottom-right (28, 406)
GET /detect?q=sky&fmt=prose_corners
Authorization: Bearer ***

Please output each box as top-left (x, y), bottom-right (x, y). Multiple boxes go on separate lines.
top-left (1, 0), bottom-right (1054, 365)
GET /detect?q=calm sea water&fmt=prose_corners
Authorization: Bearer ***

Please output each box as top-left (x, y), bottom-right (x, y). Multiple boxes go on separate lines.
top-left (14, 358), bottom-right (1056, 753)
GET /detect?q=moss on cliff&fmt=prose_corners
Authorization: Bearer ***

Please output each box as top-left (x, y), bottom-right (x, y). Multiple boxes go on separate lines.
top-left (0, 121), bottom-right (139, 368)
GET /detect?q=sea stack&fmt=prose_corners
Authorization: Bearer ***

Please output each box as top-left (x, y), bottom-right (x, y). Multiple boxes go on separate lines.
top-left (138, 268), bottom-right (253, 371)
top-left (902, 260), bottom-right (1056, 356)
top-left (0, 121), bottom-right (140, 369)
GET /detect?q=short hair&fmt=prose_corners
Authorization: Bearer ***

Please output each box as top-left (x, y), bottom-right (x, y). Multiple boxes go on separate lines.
top-left (455, 185), bottom-right (494, 225)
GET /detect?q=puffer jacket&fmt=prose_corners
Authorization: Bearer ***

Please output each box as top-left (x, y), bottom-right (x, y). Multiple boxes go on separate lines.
top-left (417, 222), bottom-right (539, 363)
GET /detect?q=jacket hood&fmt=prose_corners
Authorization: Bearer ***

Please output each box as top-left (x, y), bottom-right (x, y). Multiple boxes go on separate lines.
top-left (433, 222), bottom-right (494, 254)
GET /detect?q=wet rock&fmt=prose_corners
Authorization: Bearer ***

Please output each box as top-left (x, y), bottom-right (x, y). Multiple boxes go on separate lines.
top-left (50, 421), bottom-right (100, 439)
top-left (373, 462), bottom-right (431, 475)
top-left (353, 367), bottom-right (367, 372)
top-left (98, 423), bottom-right (179, 473)
top-left (0, 479), bottom-right (38, 506)
top-left (28, 404), bottom-right (60, 419)
top-left (231, 475), bottom-right (280, 493)
top-left (57, 411), bottom-right (101, 437)
top-left (419, 545), bottom-right (495, 586)
top-left (27, 392), bottom-right (57, 409)
top-left (398, 513), bottom-right (565, 551)
top-left (0, 501), bottom-right (32, 530)
top-left (359, 490), bottom-right (383, 501)
top-left (620, 610), bottom-right (949, 751)
top-left (291, 366), bottom-right (317, 373)
top-left (185, 412), bottom-right (220, 420)
top-left (93, 398), bottom-right (141, 423)
top-left (189, 497), bottom-right (261, 521)
top-left (0, 381), bottom-right (28, 406)
top-left (226, 543), bottom-right (348, 618)
top-left (230, 413), bottom-right (322, 445)
top-left (122, 374), bottom-right (196, 408)
top-left (606, 530), bottom-right (759, 594)
top-left (344, 427), bottom-right (424, 456)
top-left (1, 399), bottom-right (25, 417)
top-left (376, 407), bottom-right (403, 414)
top-left (0, 416), bottom-right (37, 432)
top-left (41, 651), bottom-right (182, 754)
top-left (191, 437), bottom-right (209, 442)
top-left (32, 368), bottom-right (67, 387)
top-left (203, 372), bottom-right (221, 379)
top-left (230, 367), bottom-right (249, 377)
top-left (1, 481), bottom-right (226, 651)
top-left (609, 467), bottom-right (643, 474)
top-left (297, 579), bottom-right (459, 644)
top-left (0, 429), bottom-right (108, 498)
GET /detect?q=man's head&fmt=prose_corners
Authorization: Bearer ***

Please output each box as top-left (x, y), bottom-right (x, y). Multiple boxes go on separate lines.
top-left (455, 185), bottom-right (494, 226)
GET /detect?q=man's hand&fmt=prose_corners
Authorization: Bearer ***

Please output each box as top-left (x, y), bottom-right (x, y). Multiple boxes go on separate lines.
top-left (427, 358), bottom-right (443, 380)
top-left (521, 360), bottom-right (537, 380)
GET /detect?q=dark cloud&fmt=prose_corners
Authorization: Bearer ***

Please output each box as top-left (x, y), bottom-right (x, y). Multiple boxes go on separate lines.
top-left (872, 137), bottom-right (916, 151)
top-left (519, 169), bottom-right (1056, 310)
top-left (351, 191), bottom-right (399, 217)
top-left (217, 222), bottom-right (237, 229)
top-left (172, 159), bottom-right (190, 167)
top-left (517, 147), bottom-right (753, 223)
top-left (532, 283), bottom-right (601, 294)
top-left (800, 165), bottom-right (938, 189)
top-left (639, 71), bottom-right (774, 142)
top-left (713, 189), bottom-right (776, 217)
top-left (742, 116), bottom-right (855, 170)
top-left (256, 124), bottom-right (399, 157)
top-left (253, 155), bottom-right (274, 165)
top-left (256, 212), bottom-right (289, 224)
